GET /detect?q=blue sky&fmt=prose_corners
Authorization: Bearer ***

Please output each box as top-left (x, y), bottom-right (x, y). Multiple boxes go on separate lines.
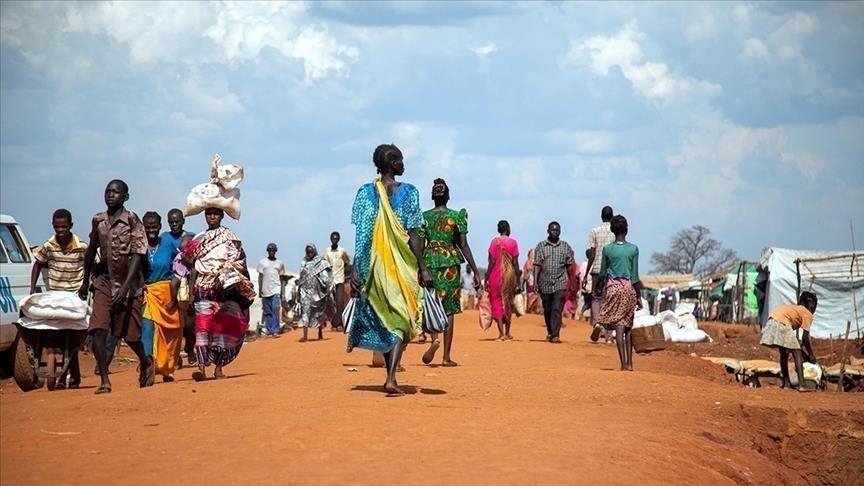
top-left (2, 1), bottom-right (862, 271)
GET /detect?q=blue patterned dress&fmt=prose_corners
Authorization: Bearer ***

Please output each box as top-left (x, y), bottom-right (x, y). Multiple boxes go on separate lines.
top-left (347, 182), bottom-right (423, 353)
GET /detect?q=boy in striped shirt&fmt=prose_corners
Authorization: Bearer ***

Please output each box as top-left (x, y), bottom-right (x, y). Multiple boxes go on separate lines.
top-left (30, 208), bottom-right (88, 388)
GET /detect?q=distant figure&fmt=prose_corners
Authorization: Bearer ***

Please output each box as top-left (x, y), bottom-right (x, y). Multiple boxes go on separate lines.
top-left (347, 144), bottom-right (431, 396)
top-left (522, 248), bottom-right (540, 314)
top-left (596, 215), bottom-right (643, 371)
top-left (534, 221), bottom-right (574, 343)
top-left (485, 220), bottom-right (521, 341)
top-left (419, 178), bottom-right (481, 367)
top-left (257, 243), bottom-right (286, 338)
top-left (297, 244), bottom-right (333, 342)
top-left (322, 231), bottom-right (351, 331)
top-left (584, 206), bottom-right (616, 342)
top-left (563, 258), bottom-right (581, 320)
top-left (580, 249), bottom-right (592, 318)
top-left (79, 180), bottom-right (152, 394)
top-left (30, 208), bottom-right (88, 389)
top-left (163, 208), bottom-right (197, 366)
top-left (759, 292), bottom-right (818, 392)
top-left (460, 266), bottom-right (477, 311)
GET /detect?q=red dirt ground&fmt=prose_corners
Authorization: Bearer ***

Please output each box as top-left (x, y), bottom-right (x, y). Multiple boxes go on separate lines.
top-left (2, 313), bottom-right (862, 485)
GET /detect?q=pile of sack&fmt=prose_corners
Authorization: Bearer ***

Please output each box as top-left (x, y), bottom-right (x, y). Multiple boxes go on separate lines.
top-left (184, 154), bottom-right (244, 220)
top-left (633, 306), bottom-right (711, 343)
top-left (18, 291), bottom-right (90, 330)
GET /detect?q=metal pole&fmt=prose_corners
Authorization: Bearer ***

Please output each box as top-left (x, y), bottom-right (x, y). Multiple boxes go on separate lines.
top-left (795, 259), bottom-right (801, 302)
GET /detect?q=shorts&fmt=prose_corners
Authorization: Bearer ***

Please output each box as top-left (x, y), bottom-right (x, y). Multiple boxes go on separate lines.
top-left (90, 289), bottom-right (144, 342)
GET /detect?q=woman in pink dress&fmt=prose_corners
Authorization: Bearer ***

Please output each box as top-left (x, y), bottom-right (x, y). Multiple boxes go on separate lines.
top-left (483, 220), bottom-right (521, 340)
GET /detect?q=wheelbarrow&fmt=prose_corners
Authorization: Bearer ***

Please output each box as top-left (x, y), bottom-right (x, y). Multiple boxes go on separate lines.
top-left (13, 320), bottom-right (88, 392)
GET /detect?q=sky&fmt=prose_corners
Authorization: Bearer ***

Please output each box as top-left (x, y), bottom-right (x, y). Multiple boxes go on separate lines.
top-left (1, 1), bottom-right (862, 272)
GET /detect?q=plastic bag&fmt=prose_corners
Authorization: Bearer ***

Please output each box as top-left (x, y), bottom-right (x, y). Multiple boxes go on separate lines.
top-left (512, 293), bottom-right (526, 317)
top-left (422, 288), bottom-right (449, 333)
top-left (478, 291), bottom-right (493, 330)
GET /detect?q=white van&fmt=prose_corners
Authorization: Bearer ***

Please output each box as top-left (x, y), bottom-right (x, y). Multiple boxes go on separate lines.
top-left (0, 214), bottom-right (39, 355)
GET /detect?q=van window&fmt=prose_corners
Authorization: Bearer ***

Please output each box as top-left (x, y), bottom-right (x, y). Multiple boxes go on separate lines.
top-left (0, 224), bottom-right (30, 263)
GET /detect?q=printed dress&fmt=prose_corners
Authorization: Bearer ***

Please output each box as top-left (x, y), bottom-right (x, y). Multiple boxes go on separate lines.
top-left (420, 208), bottom-right (468, 316)
top-left (347, 181), bottom-right (423, 353)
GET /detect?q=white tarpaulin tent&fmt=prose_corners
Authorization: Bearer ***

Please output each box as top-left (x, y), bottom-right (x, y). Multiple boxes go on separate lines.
top-left (760, 247), bottom-right (863, 339)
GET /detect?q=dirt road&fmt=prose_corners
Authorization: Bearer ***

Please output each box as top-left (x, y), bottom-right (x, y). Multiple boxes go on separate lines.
top-left (2, 313), bottom-right (861, 485)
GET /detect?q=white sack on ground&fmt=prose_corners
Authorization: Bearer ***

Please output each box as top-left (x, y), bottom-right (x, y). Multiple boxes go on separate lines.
top-left (19, 291), bottom-right (89, 320)
top-left (668, 328), bottom-right (711, 343)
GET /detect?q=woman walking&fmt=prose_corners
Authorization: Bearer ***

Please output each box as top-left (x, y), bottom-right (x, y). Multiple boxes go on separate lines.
top-left (298, 244), bottom-right (333, 342)
top-left (419, 178), bottom-right (481, 367)
top-left (188, 207), bottom-right (252, 381)
top-left (596, 215), bottom-right (643, 371)
top-left (348, 144), bottom-right (432, 396)
top-left (141, 212), bottom-right (184, 382)
top-left (484, 220), bottom-right (521, 341)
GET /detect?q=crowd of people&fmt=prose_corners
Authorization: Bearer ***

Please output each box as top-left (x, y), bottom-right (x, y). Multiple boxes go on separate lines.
top-left (27, 143), bottom-right (817, 395)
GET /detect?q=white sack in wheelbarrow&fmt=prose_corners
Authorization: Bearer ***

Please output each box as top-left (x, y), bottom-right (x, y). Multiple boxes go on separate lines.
top-left (19, 291), bottom-right (90, 320)
top-left (17, 316), bottom-right (89, 331)
top-left (184, 183), bottom-right (241, 220)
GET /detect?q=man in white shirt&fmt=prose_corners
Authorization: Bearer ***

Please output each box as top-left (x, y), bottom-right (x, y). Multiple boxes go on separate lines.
top-left (322, 231), bottom-right (352, 331)
top-left (583, 206), bottom-right (615, 342)
top-left (257, 243), bottom-right (286, 337)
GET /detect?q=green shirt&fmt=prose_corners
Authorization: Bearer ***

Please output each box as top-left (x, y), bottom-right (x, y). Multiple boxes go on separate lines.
top-left (419, 208), bottom-right (467, 269)
top-left (598, 241), bottom-right (640, 283)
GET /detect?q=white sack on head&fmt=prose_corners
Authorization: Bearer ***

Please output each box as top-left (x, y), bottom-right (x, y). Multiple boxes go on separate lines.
top-left (184, 153), bottom-right (244, 220)
top-left (184, 183), bottom-right (241, 219)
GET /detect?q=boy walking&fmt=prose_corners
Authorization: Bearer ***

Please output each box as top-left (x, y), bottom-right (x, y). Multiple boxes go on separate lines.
top-left (78, 179), bottom-right (153, 394)
top-left (30, 208), bottom-right (88, 389)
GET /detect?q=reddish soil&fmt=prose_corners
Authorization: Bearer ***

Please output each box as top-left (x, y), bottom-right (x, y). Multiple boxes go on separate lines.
top-left (2, 313), bottom-right (862, 485)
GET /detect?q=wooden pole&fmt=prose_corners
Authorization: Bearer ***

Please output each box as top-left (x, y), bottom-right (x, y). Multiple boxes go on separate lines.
top-left (837, 321), bottom-right (852, 393)
top-left (850, 221), bottom-right (861, 340)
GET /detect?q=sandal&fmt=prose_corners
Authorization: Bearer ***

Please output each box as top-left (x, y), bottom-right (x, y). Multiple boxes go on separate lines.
top-left (94, 384), bottom-right (112, 395)
top-left (442, 360), bottom-right (459, 367)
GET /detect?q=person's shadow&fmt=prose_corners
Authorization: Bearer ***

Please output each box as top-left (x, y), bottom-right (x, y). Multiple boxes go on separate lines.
top-left (351, 385), bottom-right (446, 396)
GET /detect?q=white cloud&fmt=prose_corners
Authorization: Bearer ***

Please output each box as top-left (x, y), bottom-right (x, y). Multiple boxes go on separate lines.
top-left (733, 5), bottom-right (753, 25)
top-left (177, 72), bottom-right (245, 119)
top-left (740, 38), bottom-right (769, 61)
top-left (685, 16), bottom-right (717, 41)
top-left (769, 12), bottom-right (819, 61)
top-left (545, 130), bottom-right (614, 154)
top-left (561, 21), bottom-right (722, 104)
top-left (2, 1), bottom-right (359, 82)
top-left (472, 42), bottom-right (498, 58)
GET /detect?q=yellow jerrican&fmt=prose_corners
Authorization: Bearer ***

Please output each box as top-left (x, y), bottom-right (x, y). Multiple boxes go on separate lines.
top-left (364, 179), bottom-right (423, 342)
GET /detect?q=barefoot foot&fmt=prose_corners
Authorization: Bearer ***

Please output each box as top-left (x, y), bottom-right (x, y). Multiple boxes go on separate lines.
top-left (422, 340), bottom-right (440, 365)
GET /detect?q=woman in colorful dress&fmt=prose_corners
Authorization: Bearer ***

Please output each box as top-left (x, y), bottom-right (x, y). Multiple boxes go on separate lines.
top-left (563, 259), bottom-right (582, 321)
top-left (596, 215), bottom-right (643, 371)
top-left (297, 244), bottom-right (333, 342)
top-left (419, 178), bottom-right (481, 367)
top-left (484, 220), bottom-right (521, 341)
top-left (348, 144), bottom-right (432, 396)
top-left (141, 212), bottom-right (184, 383)
top-left (188, 207), bottom-right (252, 381)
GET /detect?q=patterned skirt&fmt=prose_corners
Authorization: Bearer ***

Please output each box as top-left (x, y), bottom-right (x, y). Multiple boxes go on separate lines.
top-left (194, 299), bottom-right (249, 367)
top-left (597, 278), bottom-right (636, 330)
top-left (760, 318), bottom-right (801, 349)
top-left (433, 265), bottom-right (462, 316)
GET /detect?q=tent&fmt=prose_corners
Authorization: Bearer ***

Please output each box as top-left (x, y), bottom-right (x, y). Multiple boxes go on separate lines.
top-left (759, 247), bottom-right (863, 339)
